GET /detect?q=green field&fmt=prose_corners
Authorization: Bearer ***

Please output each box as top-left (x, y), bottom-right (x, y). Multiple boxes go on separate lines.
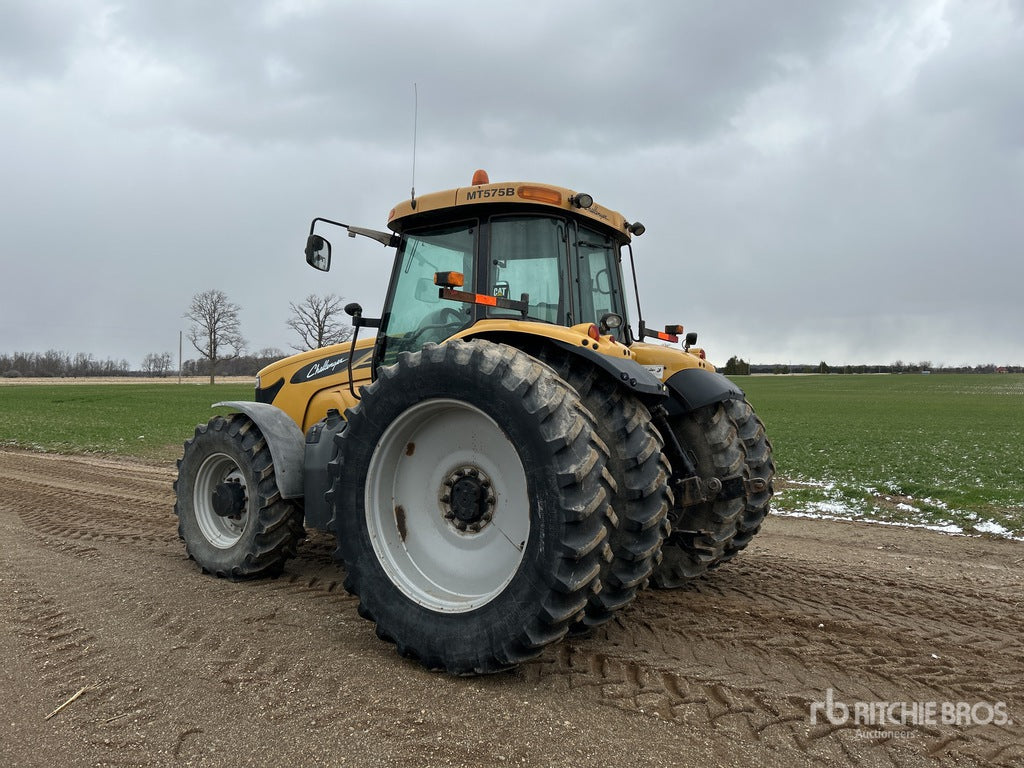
top-left (740, 374), bottom-right (1024, 537)
top-left (1, 375), bottom-right (1021, 537)
top-left (0, 382), bottom-right (252, 461)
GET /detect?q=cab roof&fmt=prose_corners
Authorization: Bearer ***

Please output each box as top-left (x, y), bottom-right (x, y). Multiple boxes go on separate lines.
top-left (386, 170), bottom-right (635, 241)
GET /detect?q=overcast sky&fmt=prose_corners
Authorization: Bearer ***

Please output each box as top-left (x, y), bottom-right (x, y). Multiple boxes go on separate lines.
top-left (2, 0), bottom-right (1022, 368)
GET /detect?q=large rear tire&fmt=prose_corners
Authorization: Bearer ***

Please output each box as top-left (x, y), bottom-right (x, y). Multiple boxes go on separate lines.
top-left (330, 340), bottom-right (612, 675)
top-left (651, 397), bottom-right (773, 587)
top-left (534, 349), bottom-right (672, 630)
top-left (174, 413), bottom-right (305, 579)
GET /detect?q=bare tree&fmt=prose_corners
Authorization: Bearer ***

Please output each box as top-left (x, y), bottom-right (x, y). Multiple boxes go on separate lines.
top-left (142, 352), bottom-right (173, 377)
top-left (185, 289), bottom-right (245, 384)
top-left (286, 293), bottom-right (353, 352)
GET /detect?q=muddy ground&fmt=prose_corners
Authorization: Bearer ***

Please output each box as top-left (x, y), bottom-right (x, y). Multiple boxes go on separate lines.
top-left (1, 449), bottom-right (1021, 767)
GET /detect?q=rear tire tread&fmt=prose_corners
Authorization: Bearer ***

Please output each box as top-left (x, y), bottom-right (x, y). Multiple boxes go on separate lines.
top-left (330, 340), bottom-right (611, 674)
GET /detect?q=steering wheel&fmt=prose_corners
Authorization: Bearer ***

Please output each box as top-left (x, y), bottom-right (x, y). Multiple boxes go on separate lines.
top-left (397, 306), bottom-right (468, 352)
top-left (434, 307), bottom-right (464, 326)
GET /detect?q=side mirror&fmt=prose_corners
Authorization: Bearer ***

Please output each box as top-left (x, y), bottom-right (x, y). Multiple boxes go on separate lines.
top-left (305, 234), bottom-right (332, 272)
top-left (684, 331), bottom-right (698, 350)
top-left (414, 278), bottom-right (440, 304)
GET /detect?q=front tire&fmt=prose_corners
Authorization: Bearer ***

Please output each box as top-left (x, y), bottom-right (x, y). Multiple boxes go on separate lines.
top-left (330, 340), bottom-right (611, 675)
top-left (651, 398), bottom-right (773, 587)
top-left (174, 413), bottom-right (305, 579)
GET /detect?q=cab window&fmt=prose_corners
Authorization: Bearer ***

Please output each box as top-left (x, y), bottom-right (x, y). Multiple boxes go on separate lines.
top-left (574, 224), bottom-right (627, 341)
top-left (487, 216), bottom-right (570, 325)
top-left (379, 222), bottom-right (475, 366)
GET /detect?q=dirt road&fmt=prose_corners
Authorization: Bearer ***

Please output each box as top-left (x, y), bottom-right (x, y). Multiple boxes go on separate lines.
top-left (1, 449), bottom-right (1020, 767)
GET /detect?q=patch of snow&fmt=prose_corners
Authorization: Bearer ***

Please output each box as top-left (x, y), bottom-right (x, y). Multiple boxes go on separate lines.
top-left (973, 520), bottom-right (1015, 537)
top-left (774, 508), bottom-right (966, 535)
top-left (785, 478), bottom-right (837, 491)
top-left (775, 476), bottom-right (1023, 541)
top-left (807, 501), bottom-right (851, 515)
top-left (773, 509), bottom-right (1024, 540)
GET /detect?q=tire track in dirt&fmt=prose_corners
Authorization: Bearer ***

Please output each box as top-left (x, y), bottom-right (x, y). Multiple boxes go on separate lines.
top-left (0, 453), bottom-right (394, 762)
top-left (0, 501), bottom-right (372, 765)
top-left (518, 541), bottom-right (1023, 767)
top-left (0, 451), bottom-right (315, 762)
top-left (3, 451), bottom-right (177, 550)
top-left (1, 527), bottom-right (168, 766)
top-left (0, 450), bottom-right (173, 495)
top-left (2, 449), bottom-right (1022, 768)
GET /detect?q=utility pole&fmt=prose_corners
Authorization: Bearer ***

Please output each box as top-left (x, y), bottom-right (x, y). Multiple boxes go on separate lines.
top-left (178, 330), bottom-right (183, 384)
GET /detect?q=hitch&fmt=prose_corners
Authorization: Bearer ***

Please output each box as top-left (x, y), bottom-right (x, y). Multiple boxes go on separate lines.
top-left (672, 474), bottom-right (769, 508)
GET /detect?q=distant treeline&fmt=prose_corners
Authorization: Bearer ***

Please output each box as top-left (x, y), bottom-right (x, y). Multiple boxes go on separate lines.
top-left (1, 351), bottom-right (132, 378)
top-left (0, 349), bottom-right (284, 378)
top-left (722, 357), bottom-right (1021, 375)
top-left (180, 350), bottom-right (285, 378)
top-left (2, 350), bottom-right (1021, 379)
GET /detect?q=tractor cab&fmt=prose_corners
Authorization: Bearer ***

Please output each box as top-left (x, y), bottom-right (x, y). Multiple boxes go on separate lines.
top-left (305, 170), bottom-right (642, 371)
top-left (378, 208), bottom-right (633, 366)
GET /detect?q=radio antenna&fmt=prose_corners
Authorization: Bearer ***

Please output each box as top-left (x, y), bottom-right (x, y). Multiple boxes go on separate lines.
top-left (410, 83), bottom-right (418, 210)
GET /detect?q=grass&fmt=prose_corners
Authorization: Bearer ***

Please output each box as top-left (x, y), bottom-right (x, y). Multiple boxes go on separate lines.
top-left (739, 374), bottom-right (1024, 537)
top-left (1, 374), bottom-right (1021, 537)
top-left (0, 382), bottom-right (252, 461)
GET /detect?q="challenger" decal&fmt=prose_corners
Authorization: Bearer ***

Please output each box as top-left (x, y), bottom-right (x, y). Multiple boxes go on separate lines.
top-left (289, 350), bottom-right (372, 383)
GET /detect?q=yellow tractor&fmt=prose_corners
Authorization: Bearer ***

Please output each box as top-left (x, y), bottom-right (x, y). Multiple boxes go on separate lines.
top-left (174, 170), bottom-right (774, 674)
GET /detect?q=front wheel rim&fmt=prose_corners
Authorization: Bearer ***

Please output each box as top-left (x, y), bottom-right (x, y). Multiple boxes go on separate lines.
top-left (193, 452), bottom-right (249, 548)
top-left (365, 398), bottom-right (531, 613)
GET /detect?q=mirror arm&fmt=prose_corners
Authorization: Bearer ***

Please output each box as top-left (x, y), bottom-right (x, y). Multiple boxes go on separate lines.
top-left (346, 226), bottom-right (400, 247)
top-left (308, 218), bottom-right (397, 248)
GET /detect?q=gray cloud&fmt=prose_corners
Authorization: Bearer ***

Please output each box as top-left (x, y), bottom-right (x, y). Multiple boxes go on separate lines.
top-left (1, 0), bottom-right (1021, 368)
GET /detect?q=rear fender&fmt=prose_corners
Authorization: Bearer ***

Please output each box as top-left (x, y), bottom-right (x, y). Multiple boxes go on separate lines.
top-left (456, 321), bottom-right (667, 401)
top-left (548, 340), bottom-right (667, 399)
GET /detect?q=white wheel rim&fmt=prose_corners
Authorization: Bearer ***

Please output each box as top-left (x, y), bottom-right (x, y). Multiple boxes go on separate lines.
top-left (365, 398), bottom-right (530, 613)
top-left (194, 452), bottom-right (248, 548)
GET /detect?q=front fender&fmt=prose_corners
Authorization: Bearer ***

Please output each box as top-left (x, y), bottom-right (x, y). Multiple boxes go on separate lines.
top-left (213, 401), bottom-right (305, 499)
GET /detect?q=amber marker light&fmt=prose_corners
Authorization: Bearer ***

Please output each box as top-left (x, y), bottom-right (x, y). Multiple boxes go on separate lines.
top-left (517, 185), bottom-right (562, 205)
top-left (434, 271), bottom-right (465, 288)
